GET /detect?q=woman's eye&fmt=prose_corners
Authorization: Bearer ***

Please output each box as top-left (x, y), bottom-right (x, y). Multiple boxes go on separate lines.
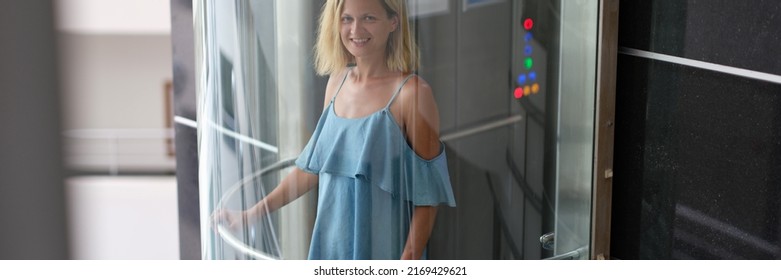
top-left (364, 16), bottom-right (376, 21)
top-left (341, 17), bottom-right (352, 23)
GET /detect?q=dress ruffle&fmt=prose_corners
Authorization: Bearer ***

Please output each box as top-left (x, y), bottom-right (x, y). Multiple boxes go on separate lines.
top-left (296, 106), bottom-right (456, 207)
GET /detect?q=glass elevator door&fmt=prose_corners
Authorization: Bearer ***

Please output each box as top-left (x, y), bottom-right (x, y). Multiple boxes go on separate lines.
top-left (413, 0), bottom-right (599, 260)
top-left (193, 0), bottom-right (609, 260)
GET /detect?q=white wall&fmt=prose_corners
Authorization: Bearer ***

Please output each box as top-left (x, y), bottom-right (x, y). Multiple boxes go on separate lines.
top-left (66, 176), bottom-right (179, 259)
top-left (56, 0), bottom-right (171, 35)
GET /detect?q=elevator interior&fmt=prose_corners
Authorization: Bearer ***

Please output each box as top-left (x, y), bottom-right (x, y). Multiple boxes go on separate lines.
top-left (194, 0), bottom-right (605, 260)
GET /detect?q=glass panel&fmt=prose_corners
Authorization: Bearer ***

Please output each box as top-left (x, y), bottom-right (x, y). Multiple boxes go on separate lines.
top-left (553, 0), bottom-right (598, 258)
top-left (197, 0), bottom-right (286, 260)
top-left (195, 0), bottom-right (600, 260)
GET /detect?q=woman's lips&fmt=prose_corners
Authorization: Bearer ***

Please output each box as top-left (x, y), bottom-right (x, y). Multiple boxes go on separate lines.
top-left (351, 38), bottom-right (370, 46)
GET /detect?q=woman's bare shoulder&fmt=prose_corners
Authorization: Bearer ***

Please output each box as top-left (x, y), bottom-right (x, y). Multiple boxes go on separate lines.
top-left (396, 74), bottom-right (442, 159)
top-left (398, 75), bottom-right (437, 117)
top-left (396, 74), bottom-right (440, 130)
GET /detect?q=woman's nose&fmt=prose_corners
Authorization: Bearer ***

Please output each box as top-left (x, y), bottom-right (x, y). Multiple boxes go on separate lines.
top-left (350, 20), bottom-right (361, 33)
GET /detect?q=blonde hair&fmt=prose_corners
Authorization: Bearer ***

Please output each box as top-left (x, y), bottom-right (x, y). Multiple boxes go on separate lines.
top-left (314, 0), bottom-right (420, 75)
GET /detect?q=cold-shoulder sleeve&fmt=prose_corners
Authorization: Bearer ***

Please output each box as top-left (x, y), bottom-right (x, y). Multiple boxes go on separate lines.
top-left (398, 144), bottom-right (456, 207)
top-left (295, 130), bottom-right (319, 174)
top-left (295, 108), bottom-right (330, 174)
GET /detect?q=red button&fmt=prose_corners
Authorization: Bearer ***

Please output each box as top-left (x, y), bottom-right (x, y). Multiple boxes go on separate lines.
top-left (523, 18), bottom-right (534, 30)
top-left (514, 87), bottom-right (523, 99)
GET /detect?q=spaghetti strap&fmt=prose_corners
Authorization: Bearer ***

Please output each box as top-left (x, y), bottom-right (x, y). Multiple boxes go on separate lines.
top-left (330, 68), bottom-right (352, 104)
top-left (385, 74), bottom-right (416, 109)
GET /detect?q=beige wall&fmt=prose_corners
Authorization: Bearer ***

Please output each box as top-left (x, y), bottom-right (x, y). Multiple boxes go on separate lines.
top-left (59, 34), bottom-right (175, 172)
top-left (60, 34), bottom-right (172, 130)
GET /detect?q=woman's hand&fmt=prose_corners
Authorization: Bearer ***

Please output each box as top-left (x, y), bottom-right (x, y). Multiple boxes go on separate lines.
top-left (210, 208), bottom-right (249, 232)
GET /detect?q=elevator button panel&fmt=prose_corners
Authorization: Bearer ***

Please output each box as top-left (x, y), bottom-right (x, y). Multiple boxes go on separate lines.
top-left (513, 17), bottom-right (542, 100)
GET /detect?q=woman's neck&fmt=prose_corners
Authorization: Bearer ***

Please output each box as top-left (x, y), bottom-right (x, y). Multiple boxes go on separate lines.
top-left (352, 56), bottom-right (394, 81)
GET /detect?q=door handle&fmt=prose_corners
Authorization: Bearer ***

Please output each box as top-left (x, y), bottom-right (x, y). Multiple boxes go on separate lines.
top-left (540, 232), bottom-right (555, 250)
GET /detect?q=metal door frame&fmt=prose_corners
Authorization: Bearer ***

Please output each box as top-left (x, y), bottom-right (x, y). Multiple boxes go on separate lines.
top-left (590, 0), bottom-right (619, 260)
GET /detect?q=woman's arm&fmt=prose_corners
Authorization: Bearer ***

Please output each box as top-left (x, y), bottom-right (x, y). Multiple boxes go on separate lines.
top-left (395, 76), bottom-right (443, 260)
top-left (214, 70), bottom-right (349, 228)
top-left (211, 167), bottom-right (318, 230)
top-left (246, 68), bottom-right (348, 220)
top-left (395, 76), bottom-right (441, 159)
top-left (402, 206), bottom-right (438, 260)
top-left (245, 167), bottom-right (318, 220)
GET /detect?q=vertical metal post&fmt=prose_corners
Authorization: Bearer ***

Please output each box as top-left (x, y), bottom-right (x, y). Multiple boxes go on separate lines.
top-left (170, 0), bottom-right (201, 260)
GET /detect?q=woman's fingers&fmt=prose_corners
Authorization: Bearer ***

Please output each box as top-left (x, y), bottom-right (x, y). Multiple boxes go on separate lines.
top-left (210, 209), bottom-right (250, 233)
top-left (210, 209), bottom-right (232, 228)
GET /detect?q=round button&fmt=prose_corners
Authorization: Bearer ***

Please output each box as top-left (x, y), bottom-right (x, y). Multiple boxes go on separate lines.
top-left (514, 87), bottom-right (524, 99)
top-left (517, 74), bottom-right (527, 85)
top-left (524, 58), bottom-right (533, 69)
top-left (523, 18), bottom-right (534, 30)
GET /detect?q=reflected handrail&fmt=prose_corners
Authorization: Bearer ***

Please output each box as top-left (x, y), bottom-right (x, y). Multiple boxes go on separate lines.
top-left (440, 115), bottom-right (523, 142)
top-left (213, 157), bottom-right (298, 260)
top-left (215, 225), bottom-right (277, 260)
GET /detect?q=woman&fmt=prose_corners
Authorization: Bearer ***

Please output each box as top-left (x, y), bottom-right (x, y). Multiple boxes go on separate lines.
top-left (215, 0), bottom-right (455, 260)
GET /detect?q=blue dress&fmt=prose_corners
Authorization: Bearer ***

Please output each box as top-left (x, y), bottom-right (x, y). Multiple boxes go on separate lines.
top-left (295, 69), bottom-right (456, 260)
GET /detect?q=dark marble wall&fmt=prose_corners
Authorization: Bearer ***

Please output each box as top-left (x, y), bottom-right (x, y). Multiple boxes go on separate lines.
top-left (612, 0), bottom-right (781, 259)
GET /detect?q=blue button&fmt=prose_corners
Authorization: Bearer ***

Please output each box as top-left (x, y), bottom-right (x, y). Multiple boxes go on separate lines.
top-left (529, 71), bottom-right (537, 81)
top-left (525, 46), bottom-right (533, 55)
top-left (517, 74), bottom-right (527, 85)
top-left (524, 32), bottom-right (533, 42)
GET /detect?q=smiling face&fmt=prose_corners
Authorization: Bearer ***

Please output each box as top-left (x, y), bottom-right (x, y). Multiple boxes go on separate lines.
top-left (339, 0), bottom-right (398, 62)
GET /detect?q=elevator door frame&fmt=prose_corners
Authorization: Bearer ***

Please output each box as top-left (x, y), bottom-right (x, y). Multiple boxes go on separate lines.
top-left (590, 0), bottom-right (619, 260)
